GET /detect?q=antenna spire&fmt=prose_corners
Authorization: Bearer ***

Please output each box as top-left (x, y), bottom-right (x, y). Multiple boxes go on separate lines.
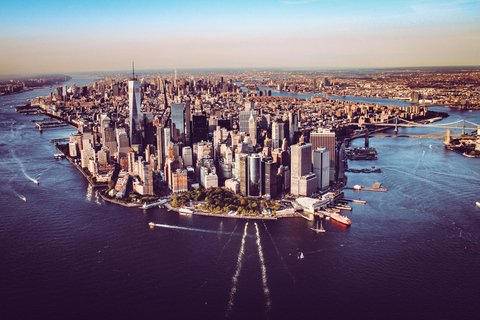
top-left (132, 59), bottom-right (136, 80)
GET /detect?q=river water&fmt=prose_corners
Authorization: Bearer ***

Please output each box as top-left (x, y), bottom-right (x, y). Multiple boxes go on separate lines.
top-left (1, 76), bottom-right (480, 320)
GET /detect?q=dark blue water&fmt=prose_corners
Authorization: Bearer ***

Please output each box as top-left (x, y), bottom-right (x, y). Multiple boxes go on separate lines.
top-left (1, 78), bottom-right (480, 320)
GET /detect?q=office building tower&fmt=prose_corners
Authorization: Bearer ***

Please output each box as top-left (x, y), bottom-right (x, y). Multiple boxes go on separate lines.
top-left (310, 129), bottom-right (336, 181)
top-left (239, 110), bottom-right (257, 133)
top-left (248, 154), bottom-right (261, 197)
top-left (170, 103), bottom-right (185, 144)
top-left (192, 115), bottom-right (208, 143)
top-left (239, 154), bottom-right (248, 195)
top-left (129, 77), bottom-right (142, 153)
top-left (182, 146), bottom-right (193, 167)
top-left (171, 169), bottom-right (188, 193)
top-left (184, 99), bottom-right (191, 146)
top-left (69, 141), bottom-right (78, 158)
top-left (156, 124), bottom-right (165, 171)
top-left (263, 160), bottom-right (278, 198)
top-left (81, 148), bottom-right (95, 169)
top-left (291, 142), bottom-right (317, 196)
top-left (272, 120), bottom-right (286, 149)
top-left (313, 147), bottom-right (330, 190)
top-left (248, 111), bottom-right (257, 146)
top-left (288, 111), bottom-right (298, 144)
top-left (103, 124), bottom-right (117, 156)
top-left (143, 112), bottom-right (155, 146)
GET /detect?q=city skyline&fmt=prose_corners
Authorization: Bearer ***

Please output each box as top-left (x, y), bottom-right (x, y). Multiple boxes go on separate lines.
top-left (1, 0), bottom-right (479, 76)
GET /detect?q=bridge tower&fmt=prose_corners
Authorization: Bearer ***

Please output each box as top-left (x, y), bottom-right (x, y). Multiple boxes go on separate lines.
top-left (394, 117), bottom-right (398, 134)
top-left (444, 129), bottom-right (451, 145)
top-left (365, 128), bottom-right (369, 148)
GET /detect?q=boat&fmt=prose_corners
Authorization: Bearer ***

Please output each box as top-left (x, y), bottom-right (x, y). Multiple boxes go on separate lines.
top-left (179, 208), bottom-right (193, 215)
top-left (148, 222), bottom-right (155, 228)
top-left (33, 179), bottom-right (39, 185)
top-left (330, 212), bottom-right (351, 226)
top-left (476, 202), bottom-right (480, 208)
top-left (310, 220), bottom-right (326, 233)
top-left (298, 252), bottom-right (305, 259)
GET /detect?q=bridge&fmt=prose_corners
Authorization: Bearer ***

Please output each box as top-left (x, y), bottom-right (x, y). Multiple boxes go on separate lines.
top-left (353, 117), bottom-right (479, 144)
top-left (357, 117), bottom-right (480, 134)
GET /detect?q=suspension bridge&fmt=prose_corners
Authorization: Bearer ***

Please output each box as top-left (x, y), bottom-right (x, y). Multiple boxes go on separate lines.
top-left (354, 117), bottom-right (479, 144)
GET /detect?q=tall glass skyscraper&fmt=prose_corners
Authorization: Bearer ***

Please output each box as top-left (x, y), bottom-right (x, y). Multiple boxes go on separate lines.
top-left (129, 79), bottom-right (142, 152)
top-left (170, 103), bottom-right (185, 145)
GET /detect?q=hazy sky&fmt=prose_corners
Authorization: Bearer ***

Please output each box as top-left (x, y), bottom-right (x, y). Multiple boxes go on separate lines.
top-left (1, 0), bottom-right (479, 75)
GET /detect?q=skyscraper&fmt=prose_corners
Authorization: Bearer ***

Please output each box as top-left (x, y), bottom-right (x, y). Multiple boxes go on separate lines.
top-left (248, 111), bottom-right (257, 146)
top-left (271, 120), bottom-right (286, 149)
top-left (310, 129), bottom-right (336, 181)
top-left (291, 142), bottom-right (317, 196)
top-left (313, 147), bottom-right (330, 190)
top-left (170, 103), bottom-right (185, 145)
top-left (129, 75), bottom-right (142, 153)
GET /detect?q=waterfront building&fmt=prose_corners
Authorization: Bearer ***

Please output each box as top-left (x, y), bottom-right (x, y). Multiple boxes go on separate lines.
top-left (290, 142), bottom-right (317, 196)
top-left (69, 141), bottom-right (78, 158)
top-left (248, 154), bottom-right (262, 197)
top-left (310, 129), bottom-right (336, 181)
top-left (128, 78), bottom-right (142, 153)
top-left (225, 178), bottom-right (240, 194)
top-left (97, 149), bottom-right (108, 166)
top-left (81, 148), bottom-right (95, 169)
top-left (171, 169), bottom-right (188, 193)
top-left (313, 147), bottom-right (330, 190)
top-left (263, 159), bottom-right (278, 198)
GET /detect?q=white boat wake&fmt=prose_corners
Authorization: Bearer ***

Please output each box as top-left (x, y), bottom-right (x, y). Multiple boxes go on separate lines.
top-left (255, 222), bottom-right (272, 314)
top-left (226, 222), bottom-right (249, 317)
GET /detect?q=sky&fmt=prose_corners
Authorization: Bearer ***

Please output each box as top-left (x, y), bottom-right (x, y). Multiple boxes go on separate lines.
top-left (1, 0), bottom-right (479, 75)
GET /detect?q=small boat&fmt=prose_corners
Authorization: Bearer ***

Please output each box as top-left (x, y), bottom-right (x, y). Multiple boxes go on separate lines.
top-left (148, 222), bottom-right (155, 228)
top-left (33, 179), bottom-right (39, 185)
top-left (298, 252), bottom-right (304, 259)
top-left (476, 202), bottom-right (480, 208)
top-left (310, 220), bottom-right (326, 233)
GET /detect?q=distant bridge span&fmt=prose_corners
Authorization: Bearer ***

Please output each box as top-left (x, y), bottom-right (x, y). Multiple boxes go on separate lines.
top-left (353, 117), bottom-right (480, 135)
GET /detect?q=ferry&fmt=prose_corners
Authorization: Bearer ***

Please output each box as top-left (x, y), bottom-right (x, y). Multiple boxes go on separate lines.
top-left (54, 153), bottom-right (66, 159)
top-left (330, 212), bottom-right (351, 226)
top-left (179, 208), bottom-right (193, 215)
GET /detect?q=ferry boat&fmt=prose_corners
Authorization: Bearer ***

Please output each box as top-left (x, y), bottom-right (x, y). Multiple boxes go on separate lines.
top-left (330, 212), bottom-right (351, 226)
top-left (179, 208), bottom-right (193, 215)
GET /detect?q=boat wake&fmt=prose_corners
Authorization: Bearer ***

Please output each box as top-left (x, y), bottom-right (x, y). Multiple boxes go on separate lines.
top-left (262, 221), bottom-right (296, 286)
top-left (226, 222), bottom-right (249, 317)
top-left (255, 223), bottom-right (272, 314)
top-left (150, 223), bottom-right (240, 236)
